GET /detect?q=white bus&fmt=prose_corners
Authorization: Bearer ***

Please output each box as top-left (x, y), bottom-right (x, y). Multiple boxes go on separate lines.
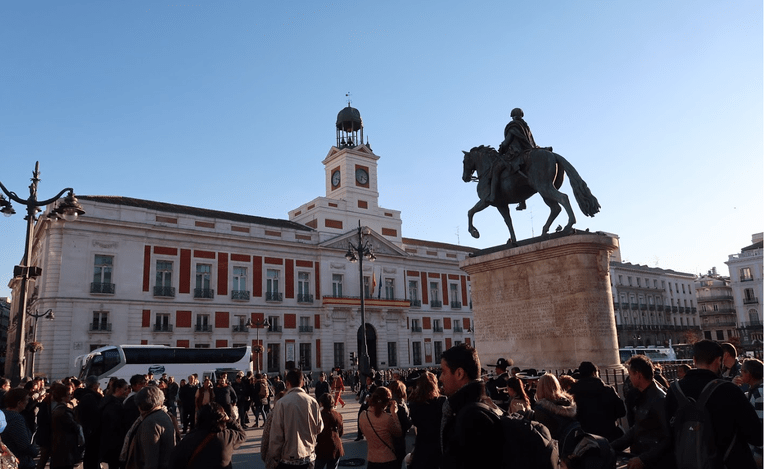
top-left (76, 345), bottom-right (252, 386)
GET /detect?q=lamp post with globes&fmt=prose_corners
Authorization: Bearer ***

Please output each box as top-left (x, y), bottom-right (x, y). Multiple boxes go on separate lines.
top-left (345, 221), bottom-right (375, 378)
top-left (247, 317), bottom-right (270, 373)
top-left (26, 308), bottom-right (55, 377)
top-left (0, 162), bottom-right (85, 385)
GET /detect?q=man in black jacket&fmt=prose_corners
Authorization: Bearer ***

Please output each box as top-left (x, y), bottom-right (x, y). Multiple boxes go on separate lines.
top-left (666, 340), bottom-right (762, 469)
top-left (569, 361), bottom-right (627, 442)
top-left (76, 375), bottom-right (103, 469)
top-left (439, 344), bottom-right (503, 469)
top-left (178, 375), bottom-right (198, 433)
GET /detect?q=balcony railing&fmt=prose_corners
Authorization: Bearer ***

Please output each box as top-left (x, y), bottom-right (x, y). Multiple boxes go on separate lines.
top-left (153, 324), bottom-right (173, 332)
top-left (678, 307), bottom-right (685, 313)
top-left (703, 319), bottom-right (737, 327)
top-left (297, 294), bottom-right (314, 303)
top-left (648, 304), bottom-right (656, 311)
top-left (640, 304), bottom-right (647, 310)
top-left (433, 326), bottom-right (444, 332)
top-left (630, 303), bottom-right (639, 309)
top-left (266, 292), bottom-right (283, 302)
top-left (195, 324), bottom-right (212, 332)
top-left (299, 325), bottom-right (314, 333)
top-left (411, 326), bottom-right (423, 332)
top-left (453, 325), bottom-right (463, 332)
top-left (232, 324), bottom-right (249, 332)
top-left (699, 295), bottom-right (734, 302)
top-left (744, 297), bottom-right (759, 305)
top-left (231, 290), bottom-right (250, 301)
top-left (740, 320), bottom-right (763, 328)
top-left (268, 326), bottom-right (282, 333)
top-left (451, 301), bottom-right (462, 309)
top-left (410, 299), bottom-right (421, 307)
top-left (194, 288), bottom-right (215, 299)
top-left (430, 300), bottom-right (442, 308)
top-left (89, 323), bottom-right (112, 332)
top-left (90, 282), bottom-right (115, 294)
top-left (741, 277), bottom-right (754, 282)
top-left (699, 308), bottom-right (736, 316)
top-left (153, 286), bottom-right (175, 298)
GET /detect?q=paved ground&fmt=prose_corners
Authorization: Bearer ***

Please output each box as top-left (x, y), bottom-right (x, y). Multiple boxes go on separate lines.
top-left (231, 391), bottom-right (412, 469)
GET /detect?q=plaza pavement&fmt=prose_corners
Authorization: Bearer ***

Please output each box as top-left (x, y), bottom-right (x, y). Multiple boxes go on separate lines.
top-left (231, 391), bottom-right (414, 469)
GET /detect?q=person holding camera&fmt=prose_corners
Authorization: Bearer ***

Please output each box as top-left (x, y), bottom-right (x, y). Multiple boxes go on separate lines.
top-left (358, 387), bottom-right (402, 469)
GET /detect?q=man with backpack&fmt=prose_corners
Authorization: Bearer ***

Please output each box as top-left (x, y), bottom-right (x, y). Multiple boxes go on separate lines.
top-left (665, 339), bottom-right (762, 469)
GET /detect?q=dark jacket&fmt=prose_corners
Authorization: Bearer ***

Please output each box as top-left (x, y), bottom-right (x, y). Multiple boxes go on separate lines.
top-left (213, 384), bottom-right (237, 415)
top-left (666, 368), bottom-right (762, 469)
top-left (51, 403), bottom-right (82, 468)
top-left (168, 419), bottom-right (246, 469)
top-left (532, 396), bottom-right (579, 460)
top-left (410, 396), bottom-right (446, 469)
top-left (98, 394), bottom-right (128, 463)
top-left (569, 376), bottom-right (626, 441)
top-left (178, 383), bottom-right (198, 407)
top-left (612, 382), bottom-right (674, 469)
top-left (440, 380), bottom-right (503, 469)
top-left (2, 409), bottom-right (39, 469)
top-left (314, 381), bottom-right (331, 401)
top-left (315, 408), bottom-right (344, 460)
top-left (76, 387), bottom-right (102, 438)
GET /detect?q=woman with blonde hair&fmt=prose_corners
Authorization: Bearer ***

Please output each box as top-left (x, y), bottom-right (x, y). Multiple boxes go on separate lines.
top-left (531, 373), bottom-right (577, 457)
top-left (358, 387), bottom-right (401, 469)
top-left (408, 371), bottom-right (445, 469)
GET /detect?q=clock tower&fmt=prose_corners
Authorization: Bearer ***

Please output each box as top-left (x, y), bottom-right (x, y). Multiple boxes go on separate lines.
top-left (289, 104), bottom-right (402, 243)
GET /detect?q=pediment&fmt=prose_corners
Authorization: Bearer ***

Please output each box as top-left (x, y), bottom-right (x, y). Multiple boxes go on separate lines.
top-left (323, 144), bottom-right (379, 165)
top-left (320, 227), bottom-right (407, 258)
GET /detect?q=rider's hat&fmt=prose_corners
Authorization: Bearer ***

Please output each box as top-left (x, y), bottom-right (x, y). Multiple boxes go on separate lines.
top-left (510, 108), bottom-right (524, 118)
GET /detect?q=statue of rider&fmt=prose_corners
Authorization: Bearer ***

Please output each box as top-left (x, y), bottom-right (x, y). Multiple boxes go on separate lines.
top-left (487, 108), bottom-right (549, 210)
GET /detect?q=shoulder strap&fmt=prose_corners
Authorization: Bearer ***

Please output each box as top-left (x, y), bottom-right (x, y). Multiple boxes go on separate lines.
top-left (671, 380), bottom-right (691, 406)
top-left (188, 432), bottom-right (217, 467)
top-left (697, 379), bottom-right (724, 407)
top-left (365, 411), bottom-right (395, 453)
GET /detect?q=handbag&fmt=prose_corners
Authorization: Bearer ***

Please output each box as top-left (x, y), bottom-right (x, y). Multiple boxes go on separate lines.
top-left (0, 451), bottom-right (18, 469)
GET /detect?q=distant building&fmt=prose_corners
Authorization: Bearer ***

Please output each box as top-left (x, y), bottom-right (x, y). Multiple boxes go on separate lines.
top-left (0, 297), bottom-right (9, 375)
top-left (726, 233), bottom-right (763, 349)
top-left (5, 105), bottom-right (475, 380)
top-left (610, 256), bottom-right (700, 348)
top-left (694, 268), bottom-right (737, 342)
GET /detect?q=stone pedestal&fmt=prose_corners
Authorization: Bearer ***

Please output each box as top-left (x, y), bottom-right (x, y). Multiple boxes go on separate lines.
top-left (460, 232), bottom-right (621, 372)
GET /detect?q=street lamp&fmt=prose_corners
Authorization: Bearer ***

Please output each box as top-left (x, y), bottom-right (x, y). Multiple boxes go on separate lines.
top-left (26, 308), bottom-right (54, 377)
top-left (345, 221), bottom-right (375, 378)
top-left (248, 318), bottom-right (270, 373)
top-left (0, 162), bottom-right (84, 385)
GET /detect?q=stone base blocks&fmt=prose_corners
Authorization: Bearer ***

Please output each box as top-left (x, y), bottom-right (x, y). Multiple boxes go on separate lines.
top-left (460, 232), bottom-right (621, 372)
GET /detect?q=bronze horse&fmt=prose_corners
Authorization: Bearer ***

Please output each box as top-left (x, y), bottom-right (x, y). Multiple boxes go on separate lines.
top-left (462, 145), bottom-right (600, 245)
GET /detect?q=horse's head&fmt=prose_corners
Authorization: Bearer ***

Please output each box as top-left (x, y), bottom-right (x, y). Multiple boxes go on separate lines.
top-left (462, 145), bottom-right (496, 182)
top-left (462, 150), bottom-right (475, 182)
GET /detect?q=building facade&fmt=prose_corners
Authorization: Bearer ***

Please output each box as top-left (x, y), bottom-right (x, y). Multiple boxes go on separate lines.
top-left (5, 105), bottom-right (475, 380)
top-left (726, 233), bottom-right (763, 349)
top-left (694, 269), bottom-right (737, 342)
top-left (610, 259), bottom-right (701, 348)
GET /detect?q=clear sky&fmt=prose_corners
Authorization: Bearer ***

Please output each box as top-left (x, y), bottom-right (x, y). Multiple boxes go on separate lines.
top-left (1, 1), bottom-right (761, 298)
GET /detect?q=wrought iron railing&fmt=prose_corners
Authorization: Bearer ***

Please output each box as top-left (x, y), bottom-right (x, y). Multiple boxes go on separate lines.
top-left (90, 282), bottom-right (115, 294)
top-left (153, 286), bottom-right (175, 297)
top-left (194, 288), bottom-right (214, 299)
top-left (231, 290), bottom-right (250, 300)
top-left (266, 292), bottom-right (283, 302)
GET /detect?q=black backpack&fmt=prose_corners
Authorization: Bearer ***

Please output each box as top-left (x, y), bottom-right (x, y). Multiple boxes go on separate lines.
top-left (468, 402), bottom-right (558, 469)
top-left (670, 379), bottom-right (731, 469)
top-left (558, 421), bottom-right (616, 469)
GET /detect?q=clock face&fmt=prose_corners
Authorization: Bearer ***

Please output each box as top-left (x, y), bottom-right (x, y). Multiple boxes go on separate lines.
top-left (331, 170), bottom-right (341, 187)
top-left (355, 168), bottom-right (369, 185)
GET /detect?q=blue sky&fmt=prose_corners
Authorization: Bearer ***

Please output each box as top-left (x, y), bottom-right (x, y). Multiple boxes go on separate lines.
top-left (1, 1), bottom-right (761, 298)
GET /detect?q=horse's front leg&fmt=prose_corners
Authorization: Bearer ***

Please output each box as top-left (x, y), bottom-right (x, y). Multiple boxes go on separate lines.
top-left (467, 199), bottom-right (489, 238)
top-left (496, 204), bottom-right (517, 245)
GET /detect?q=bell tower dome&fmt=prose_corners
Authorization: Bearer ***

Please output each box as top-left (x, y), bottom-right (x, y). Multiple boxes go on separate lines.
top-left (336, 105), bottom-right (363, 149)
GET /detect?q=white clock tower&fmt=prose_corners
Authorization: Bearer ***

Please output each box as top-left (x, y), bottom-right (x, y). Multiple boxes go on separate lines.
top-left (289, 105), bottom-right (402, 243)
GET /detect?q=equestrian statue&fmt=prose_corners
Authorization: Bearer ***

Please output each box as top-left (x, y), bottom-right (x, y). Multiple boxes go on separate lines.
top-left (462, 108), bottom-right (600, 245)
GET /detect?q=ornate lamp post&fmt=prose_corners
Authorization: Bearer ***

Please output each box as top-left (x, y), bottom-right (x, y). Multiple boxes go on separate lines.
top-left (0, 162), bottom-right (84, 385)
top-left (248, 318), bottom-right (270, 373)
top-left (345, 221), bottom-right (375, 378)
top-left (26, 308), bottom-right (54, 377)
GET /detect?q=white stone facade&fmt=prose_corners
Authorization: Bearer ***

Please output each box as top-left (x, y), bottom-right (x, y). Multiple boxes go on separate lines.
top-left (725, 233), bottom-right (763, 347)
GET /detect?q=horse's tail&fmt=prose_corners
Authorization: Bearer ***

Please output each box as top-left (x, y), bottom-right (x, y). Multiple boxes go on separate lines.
top-left (553, 153), bottom-right (601, 217)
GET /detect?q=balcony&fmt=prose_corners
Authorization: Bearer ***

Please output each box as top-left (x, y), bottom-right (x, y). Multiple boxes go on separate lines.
top-left (153, 286), bottom-right (175, 298)
top-left (90, 282), bottom-right (115, 294)
top-left (639, 304), bottom-right (647, 310)
top-left (194, 288), bottom-right (215, 299)
top-left (266, 292), bottom-right (283, 302)
top-left (453, 325), bottom-right (463, 333)
top-left (699, 308), bottom-right (736, 317)
top-left (744, 297), bottom-right (759, 305)
top-left (741, 277), bottom-right (754, 282)
top-left (703, 319), bottom-right (737, 327)
top-left (411, 326), bottom-right (422, 332)
top-left (89, 323), bottom-right (112, 332)
top-left (648, 304), bottom-right (656, 311)
top-left (433, 326), bottom-right (444, 332)
top-left (700, 295), bottom-right (733, 302)
top-left (153, 324), bottom-right (173, 332)
top-left (298, 325), bottom-right (314, 333)
top-left (268, 325), bottom-right (282, 333)
top-left (231, 290), bottom-right (250, 301)
top-left (741, 320), bottom-right (763, 329)
top-left (630, 303), bottom-right (639, 310)
top-left (297, 293), bottom-right (314, 303)
top-left (672, 306), bottom-right (678, 313)
top-left (451, 301), bottom-right (462, 309)
top-left (620, 302), bottom-right (629, 310)
top-left (195, 324), bottom-right (212, 332)
top-left (410, 299), bottom-right (421, 307)
top-left (232, 324), bottom-right (249, 332)
top-left (664, 305), bottom-right (672, 312)
top-left (678, 307), bottom-right (685, 313)
top-left (430, 300), bottom-right (443, 308)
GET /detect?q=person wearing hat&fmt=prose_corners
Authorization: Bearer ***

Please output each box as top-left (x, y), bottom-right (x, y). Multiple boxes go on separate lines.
top-left (485, 357), bottom-right (513, 411)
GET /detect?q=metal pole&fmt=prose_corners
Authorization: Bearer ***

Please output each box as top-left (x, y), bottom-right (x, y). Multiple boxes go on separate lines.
top-left (357, 226), bottom-right (370, 378)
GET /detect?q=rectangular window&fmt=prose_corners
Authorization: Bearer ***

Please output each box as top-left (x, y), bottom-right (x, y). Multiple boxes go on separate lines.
top-left (741, 267), bottom-right (753, 281)
top-left (268, 316), bottom-right (281, 332)
top-left (232, 266), bottom-right (248, 298)
top-left (299, 316), bottom-right (312, 332)
top-left (194, 343), bottom-right (210, 349)
top-left (409, 280), bottom-right (419, 301)
top-left (412, 342), bottom-right (422, 365)
top-left (637, 278), bottom-right (641, 287)
top-left (433, 318), bottom-right (443, 332)
top-left (299, 343), bottom-right (312, 370)
top-left (92, 255), bottom-right (114, 293)
top-left (430, 282), bottom-right (441, 307)
top-left (716, 330), bottom-right (724, 341)
top-left (332, 274), bottom-right (343, 297)
top-left (385, 278), bottom-right (395, 300)
top-left (333, 342), bottom-right (345, 369)
top-left (387, 342), bottom-right (397, 367)
top-left (195, 264), bottom-right (213, 298)
top-left (155, 261), bottom-right (173, 296)
top-left (434, 341), bottom-right (443, 360)
top-left (267, 343), bottom-right (281, 372)
top-left (267, 270), bottom-right (281, 301)
top-left (91, 311), bottom-right (110, 331)
top-left (298, 272), bottom-right (312, 302)
top-left (155, 313), bottom-right (171, 332)
top-left (618, 275), bottom-right (622, 285)
top-left (411, 318), bottom-right (422, 332)
top-left (364, 276), bottom-right (371, 298)
top-left (450, 283), bottom-right (461, 308)
top-left (196, 314), bottom-right (211, 332)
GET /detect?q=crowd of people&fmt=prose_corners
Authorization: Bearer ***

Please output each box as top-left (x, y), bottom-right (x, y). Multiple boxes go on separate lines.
top-left (1, 339), bottom-right (762, 469)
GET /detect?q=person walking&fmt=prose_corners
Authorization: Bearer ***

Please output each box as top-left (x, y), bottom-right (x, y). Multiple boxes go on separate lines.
top-left (314, 393), bottom-right (344, 469)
